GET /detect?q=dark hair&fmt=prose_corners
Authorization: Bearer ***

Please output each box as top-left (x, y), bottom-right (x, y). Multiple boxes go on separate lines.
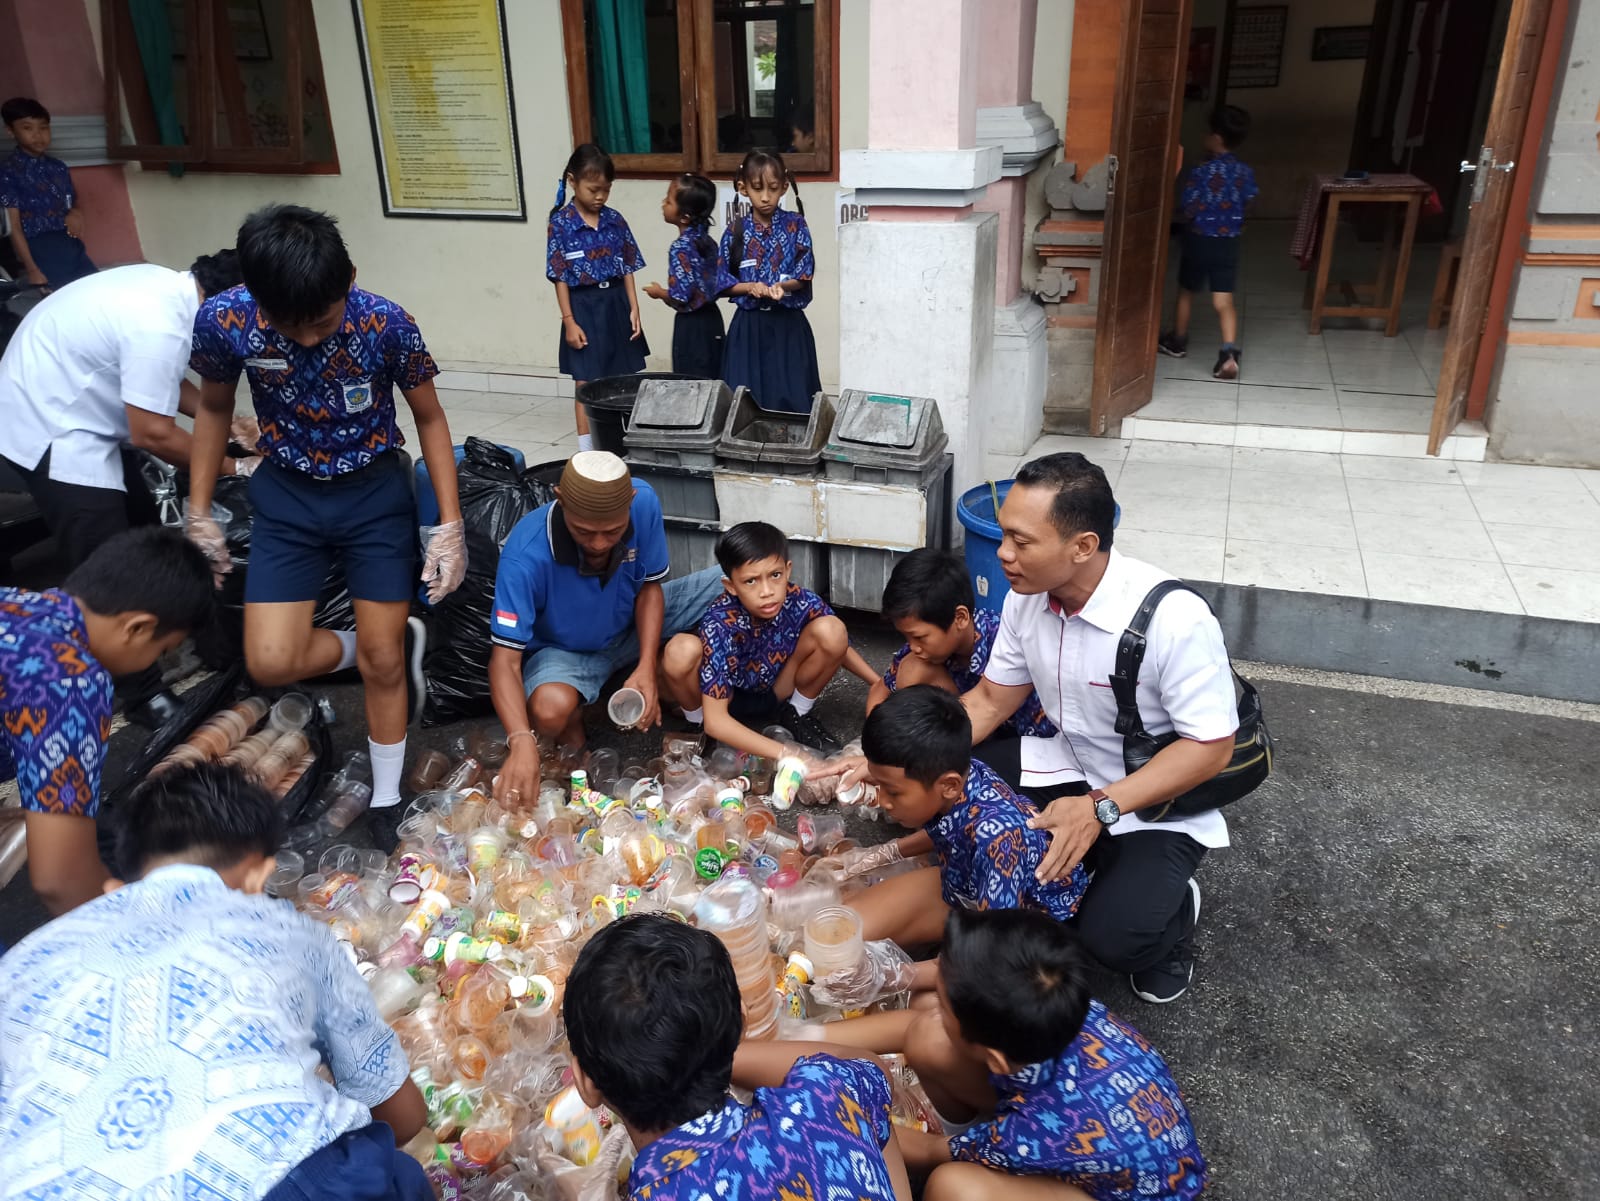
top-left (715, 521), bottom-right (789, 576)
top-left (2, 97), bottom-right (49, 126)
top-left (729, 149), bottom-right (804, 268)
top-left (235, 204), bottom-right (353, 326)
top-left (190, 248), bottom-right (242, 299)
top-left (790, 108), bottom-right (814, 138)
top-left (941, 908), bottom-right (1091, 1064)
top-left (673, 172), bottom-right (718, 259)
top-left (553, 143), bottom-right (616, 215)
top-left (565, 914), bottom-right (742, 1131)
top-left (63, 527), bottom-right (214, 636)
top-left (1012, 452), bottom-right (1116, 551)
top-left (1210, 104), bottom-right (1251, 150)
top-left (114, 762), bottom-right (285, 879)
top-left (861, 685), bottom-right (971, 786)
top-left (882, 549), bottom-right (974, 629)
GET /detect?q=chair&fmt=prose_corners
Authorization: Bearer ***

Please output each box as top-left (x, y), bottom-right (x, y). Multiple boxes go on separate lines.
top-left (1427, 240), bottom-right (1464, 329)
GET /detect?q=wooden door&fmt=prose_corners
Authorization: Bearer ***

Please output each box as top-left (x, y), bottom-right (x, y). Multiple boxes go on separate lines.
top-left (1090, 0), bottom-right (1191, 436)
top-left (1428, 0), bottom-right (1553, 453)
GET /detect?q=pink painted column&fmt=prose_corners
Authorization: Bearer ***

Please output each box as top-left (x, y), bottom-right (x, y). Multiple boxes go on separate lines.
top-left (867, 0), bottom-right (981, 151)
top-left (975, 0), bottom-right (1039, 305)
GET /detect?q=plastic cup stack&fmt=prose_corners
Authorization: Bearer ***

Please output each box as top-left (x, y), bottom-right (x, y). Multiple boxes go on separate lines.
top-left (695, 875), bottom-right (780, 1040)
top-left (803, 905), bottom-right (865, 979)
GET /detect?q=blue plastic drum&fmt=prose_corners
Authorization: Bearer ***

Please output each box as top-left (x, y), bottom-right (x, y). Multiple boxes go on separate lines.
top-left (957, 480), bottom-right (1119, 612)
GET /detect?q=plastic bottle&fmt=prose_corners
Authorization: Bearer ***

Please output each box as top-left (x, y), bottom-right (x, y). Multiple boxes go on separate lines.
top-left (380, 888), bottom-right (451, 966)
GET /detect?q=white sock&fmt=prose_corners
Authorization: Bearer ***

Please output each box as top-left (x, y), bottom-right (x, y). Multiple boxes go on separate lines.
top-left (682, 706), bottom-right (704, 725)
top-left (790, 690), bottom-right (817, 716)
top-left (331, 629), bottom-right (359, 673)
top-left (577, 433), bottom-right (594, 452)
top-left (369, 737), bottom-right (406, 808)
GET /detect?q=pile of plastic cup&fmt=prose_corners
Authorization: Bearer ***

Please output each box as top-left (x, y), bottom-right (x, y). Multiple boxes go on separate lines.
top-left (694, 875), bottom-right (780, 1040)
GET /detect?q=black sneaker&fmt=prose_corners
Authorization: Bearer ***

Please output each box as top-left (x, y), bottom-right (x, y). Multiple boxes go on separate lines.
top-left (405, 616), bottom-right (428, 726)
top-left (773, 701), bottom-right (843, 755)
top-left (367, 804), bottom-right (407, 855)
top-left (1130, 878), bottom-right (1201, 1004)
top-left (1157, 331), bottom-right (1188, 358)
top-left (1212, 348), bottom-right (1241, 380)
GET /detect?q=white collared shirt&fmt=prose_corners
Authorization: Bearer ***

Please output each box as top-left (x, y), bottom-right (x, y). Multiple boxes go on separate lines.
top-left (985, 549), bottom-right (1238, 848)
top-left (0, 264), bottom-right (199, 491)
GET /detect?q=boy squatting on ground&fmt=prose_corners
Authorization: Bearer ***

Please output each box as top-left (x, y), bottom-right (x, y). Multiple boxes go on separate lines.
top-left (867, 547), bottom-right (1059, 796)
top-left (823, 686), bottom-right (1090, 992)
top-left (564, 912), bottom-right (915, 1201)
top-left (0, 527), bottom-right (213, 916)
top-left (662, 520), bottom-right (879, 761)
top-left (0, 762), bottom-right (431, 1200)
top-left (823, 907), bottom-right (1207, 1201)
top-left (1158, 105), bottom-right (1257, 381)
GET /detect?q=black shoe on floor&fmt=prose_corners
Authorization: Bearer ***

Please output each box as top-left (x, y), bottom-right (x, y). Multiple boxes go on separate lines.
top-left (367, 804), bottom-right (407, 855)
top-left (1130, 877), bottom-right (1201, 1004)
top-left (1157, 330), bottom-right (1188, 358)
top-left (405, 616), bottom-right (427, 726)
top-left (774, 701), bottom-right (844, 755)
top-left (1212, 347), bottom-right (1241, 380)
top-left (125, 688), bottom-right (184, 730)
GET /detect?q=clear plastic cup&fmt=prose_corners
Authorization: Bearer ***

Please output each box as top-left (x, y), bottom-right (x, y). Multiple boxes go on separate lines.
top-left (607, 688), bottom-right (645, 729)
top-left (265, 850), bottom-right (305, 898)
top-left (803, 905), bottom-right (864, 976)
top-left (798, 811), bottom-right (847, 854)
top-left (268, 692), bottom-right (313, 734)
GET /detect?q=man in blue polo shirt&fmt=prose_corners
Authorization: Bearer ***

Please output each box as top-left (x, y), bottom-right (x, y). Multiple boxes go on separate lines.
top-left (489, 451), bottom-right (722, 801)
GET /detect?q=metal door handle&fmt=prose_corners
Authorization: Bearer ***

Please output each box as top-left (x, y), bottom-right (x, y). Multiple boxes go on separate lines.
top-left (1459, 159), bottom-right (1477, 173)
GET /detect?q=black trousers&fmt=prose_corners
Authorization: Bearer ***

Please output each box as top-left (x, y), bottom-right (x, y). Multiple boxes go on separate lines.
top-left (4, 446), bottom-right (165, 701)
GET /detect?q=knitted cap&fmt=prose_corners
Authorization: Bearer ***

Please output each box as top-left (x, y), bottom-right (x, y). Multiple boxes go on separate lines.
top-left (558, 451), bottom-right (634, 522)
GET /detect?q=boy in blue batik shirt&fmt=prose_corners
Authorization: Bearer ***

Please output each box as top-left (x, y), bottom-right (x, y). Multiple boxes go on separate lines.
top-left (1, 96), bottom-right (96, 289)
top-left (564, 914), bottom-right (913, 1201)
top-left (662, 521), bottom-right (878, 760)
top-left (0, 763), bottom-right (430, 1200)
top-left (823, 686), bottom-right (1090, 993)
top-left (883, 908), bottom-right (1206, 1201)
top-left (1159, 105), bottom-right (1257, 381)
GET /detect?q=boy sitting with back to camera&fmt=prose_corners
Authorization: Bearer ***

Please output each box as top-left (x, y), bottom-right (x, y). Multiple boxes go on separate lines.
top-left (867, 548), bottom-right (1059, 796)
top-left (565, 912), bottom-right (914, 1201)
top-left (825, 686), bottom-right (1089, 990)
top-left (0, 762), bottom-right (430, 1199)
top-left (663, 520), bottom-right (878, 759)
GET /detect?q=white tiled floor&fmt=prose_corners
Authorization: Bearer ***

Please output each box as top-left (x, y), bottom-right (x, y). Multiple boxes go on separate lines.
top-left (397, 376), bottom-right (582, 467)
top-left (1012, 433), bottom-right (1600, 622)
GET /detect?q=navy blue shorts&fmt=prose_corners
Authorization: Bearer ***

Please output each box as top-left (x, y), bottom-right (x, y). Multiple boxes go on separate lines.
top-left (672, 303), bottom-right (726, 379)
top-left (246, 453), bottom-right (417, 605)
top-left (1177, 232), bottom-right (1240, 294)
top-left (559, 281), bottom-right (649, 380)
top-left (28, 230), bottom-right (97, 289)
top-left (722, 305), bottom-right (822, 414)
top-left (263, 1124), bottom-right (431, 1201)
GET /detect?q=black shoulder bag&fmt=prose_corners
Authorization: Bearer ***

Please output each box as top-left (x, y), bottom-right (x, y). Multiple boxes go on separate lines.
top-left (1108, 580), bottom-right (1273, 822)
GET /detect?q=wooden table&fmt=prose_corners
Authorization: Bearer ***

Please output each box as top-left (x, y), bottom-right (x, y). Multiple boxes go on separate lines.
top-left (1301, 174), bottom-right (1432, 336)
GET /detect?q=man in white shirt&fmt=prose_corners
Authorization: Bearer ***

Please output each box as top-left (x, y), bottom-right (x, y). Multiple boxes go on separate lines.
top-left (0, 252), bottom-right (254, 721)
top-left (963, 452), bottom-right (1240, 1004)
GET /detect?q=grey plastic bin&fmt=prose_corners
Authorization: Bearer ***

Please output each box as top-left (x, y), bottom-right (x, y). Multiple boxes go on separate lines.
top-left (664, 518), bottom-right (721, 581)
top-left (824, 452), bottom-right (955, 612)
top-left (630, 464), bottom-right (719, 523)
top-left (821, 390), bottom-right (949, 485)
top-left (716, 391), bottom-right (836, 477)
top-left (624, 379), bottom-right (738, 470)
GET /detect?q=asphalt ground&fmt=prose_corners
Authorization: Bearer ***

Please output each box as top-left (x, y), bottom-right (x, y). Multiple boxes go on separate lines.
top-left (2, 605), bottom-right (1597, 1200)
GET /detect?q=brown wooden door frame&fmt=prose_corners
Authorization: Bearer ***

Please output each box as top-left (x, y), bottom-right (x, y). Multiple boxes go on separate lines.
top-left (1428, 0), bottom-right (1558, 453)
top-left (1090, 0), bottom-right (1192, 436)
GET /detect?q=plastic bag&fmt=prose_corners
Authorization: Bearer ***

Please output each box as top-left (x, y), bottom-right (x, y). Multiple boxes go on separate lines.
top-left (458, 438), bottom-right (550, 546)
top-left (811, 939), bottom-right (917, 1009)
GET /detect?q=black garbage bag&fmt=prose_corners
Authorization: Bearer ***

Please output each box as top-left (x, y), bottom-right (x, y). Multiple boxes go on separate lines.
top-left (420, 443), bottom-right (555, 726)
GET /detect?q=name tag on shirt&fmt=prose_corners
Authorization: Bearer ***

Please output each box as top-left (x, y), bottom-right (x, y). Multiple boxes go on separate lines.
top-left (740, 258), bottom-right (757, 269)
top-left (245, 357), bottom-right (289, 370)
top-left (564, 250), bottom-right (586, 260)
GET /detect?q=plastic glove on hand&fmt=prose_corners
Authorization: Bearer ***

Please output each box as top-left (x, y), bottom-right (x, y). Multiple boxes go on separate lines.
top-left (810, 939), bottom-right (917, 1009)
top-left (230, 414), bottom-right (261, 447)
top-left (834, 841), bottom-right (904, 882)
top-left (421, 520), bottom-right (468, 604)
top-left (183, 513), bottom-right (232, 585)
top-left (233, 455), bottom-right (264, 477)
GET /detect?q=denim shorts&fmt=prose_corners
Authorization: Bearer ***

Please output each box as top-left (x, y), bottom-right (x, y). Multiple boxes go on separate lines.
top-left (523, 566), bottom-right (724, 701)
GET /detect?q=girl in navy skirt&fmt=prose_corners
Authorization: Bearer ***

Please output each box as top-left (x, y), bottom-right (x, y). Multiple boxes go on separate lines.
top-left (716, 150), bottom-right (821, 414)
top-left (546, 143), bottom-right (648, 450)
top-left (643, 173), bottom-right (724, 379)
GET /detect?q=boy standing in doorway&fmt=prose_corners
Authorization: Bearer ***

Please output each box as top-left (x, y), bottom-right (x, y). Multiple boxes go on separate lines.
top-left (1159, 105), bottom-right (1257, 381)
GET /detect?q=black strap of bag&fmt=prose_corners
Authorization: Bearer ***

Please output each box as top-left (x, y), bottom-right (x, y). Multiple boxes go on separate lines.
top-left (1108, 580), bottom-right (1273, 821)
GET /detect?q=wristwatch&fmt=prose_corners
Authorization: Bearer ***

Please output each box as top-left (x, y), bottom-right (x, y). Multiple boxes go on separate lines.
top-left (1089, 788), bottom-right (1121, 827)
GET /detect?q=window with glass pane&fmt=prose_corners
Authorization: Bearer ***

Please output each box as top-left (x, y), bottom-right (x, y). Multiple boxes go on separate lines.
top-left (205, 0), bottom-right (302, 158)
top-left (580, 0), bottom-right (687, 156)
top-left (710, 0), bottom-right (815, 156)
top-left (107, 0), bottom-right (201, 158)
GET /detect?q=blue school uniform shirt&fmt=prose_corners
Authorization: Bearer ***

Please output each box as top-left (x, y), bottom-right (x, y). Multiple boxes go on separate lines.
top-left (697, 583), bottom-right (834, 699)
top-left (1180, 152), bottom-right (1258, 238)
top-left (716, 209), bottom-right (814, 310)
top-left (546, 202), bottom-right (644, 287)
top-left (491, 485), bottom-right (671, 655)
top-left (0, 148), bottom-right (74, 237)
top-left (628, 1054), bottom-right (898, 1201)
top-left (883, 606), bottom-right (1057, 739)
top-left (949, 1000), bottom-right (1207, 1200)
top-left (666, 224), bottom-right (720, 311)
top-left (190, 285), bottom-right (438, 478)
top-left (0, 863), bottom-right (409, 1200)
top-left (0, 588), bottom-right (112, 818)
top-left (924, 758), bottom-right (1088, 919)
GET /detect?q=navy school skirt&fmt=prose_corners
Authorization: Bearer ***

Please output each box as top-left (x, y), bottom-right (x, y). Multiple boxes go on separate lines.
top-left (722, 305), bottom-right (822, 414)
top-left (558, 280), bottom-right (649, 381)
top-left (672, 303), bottom-right (726, 379)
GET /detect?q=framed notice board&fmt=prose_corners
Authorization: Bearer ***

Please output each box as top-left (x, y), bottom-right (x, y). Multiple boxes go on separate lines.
top-left (1228, 6), bottom-right (1288, 90)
